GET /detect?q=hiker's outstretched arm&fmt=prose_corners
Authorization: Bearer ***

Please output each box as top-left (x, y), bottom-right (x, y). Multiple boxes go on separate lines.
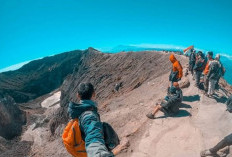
top-left (81, 112), bottom-right (114, 157)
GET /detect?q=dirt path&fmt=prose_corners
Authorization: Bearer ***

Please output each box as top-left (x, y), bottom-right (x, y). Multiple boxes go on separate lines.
top-left (127, 73), bottom-right (232, 157)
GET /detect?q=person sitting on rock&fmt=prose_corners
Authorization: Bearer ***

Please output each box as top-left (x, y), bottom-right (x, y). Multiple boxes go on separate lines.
top-left (68, 82), bottom-right (114, 157)
top-left (146, 82), bottom-right (183, 119)
top-left (200, 133), bottom-right (232, 157)
top-left (201, 95), bottom-right (232, 156)
top-left (169, 54), bottom-right (183, 84)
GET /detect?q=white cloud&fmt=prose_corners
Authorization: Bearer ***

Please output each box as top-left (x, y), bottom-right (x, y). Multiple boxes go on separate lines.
top-left (129, 43), bottom-right (187, 50)
top-left (0, 61), bottom-right (31, 73)
top-left (220, 53), bottom-right (232, 61)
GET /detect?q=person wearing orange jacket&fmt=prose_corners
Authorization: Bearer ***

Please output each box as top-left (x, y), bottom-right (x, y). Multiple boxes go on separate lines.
top-left (203, 51), bottom-right (214, 92)
top-left (169, 54), bottom-right (183, 83)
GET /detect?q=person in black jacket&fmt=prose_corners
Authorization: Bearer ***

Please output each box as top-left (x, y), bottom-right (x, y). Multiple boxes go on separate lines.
top-left (193, 51), bottom-right (207, 88)
top-left (146, 82), bottom-right (183, 119)
top-left (189, 49), bottom-right (196, 77)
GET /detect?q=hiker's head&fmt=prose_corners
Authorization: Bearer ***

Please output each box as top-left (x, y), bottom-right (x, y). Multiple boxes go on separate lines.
top-left (169, 54), bottom-right (177, 63)
top-left (215, 54), bottom-right (220, 61)
top-left (197, 51), bottom-right (204, 59)
top-left (193, 49), bottom-right (196, 53)
top-left (207, 51), bottom-right (213, 59)
top-left (173, 82), bottom-right (179, 89)
top-left (77, 82), bottom-right (95, 100)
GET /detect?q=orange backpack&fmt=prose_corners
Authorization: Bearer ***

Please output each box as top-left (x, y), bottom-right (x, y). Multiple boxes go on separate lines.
top-left (62, 119), bottom-right (87, 157)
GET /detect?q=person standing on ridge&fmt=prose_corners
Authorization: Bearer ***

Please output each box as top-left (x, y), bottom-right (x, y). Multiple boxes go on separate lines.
top-left (169, 54), bottom-right (183, 84)
top-left (193, 51), bottom-right (206, 88)
top-left (214, 54), bottom-right (226, 90)
top-left (189, 49), bottom-right (196, 78)
top-left (205, 55), bottom-right (221, 97)
top-left (203, 51), bottom-right (214, 93)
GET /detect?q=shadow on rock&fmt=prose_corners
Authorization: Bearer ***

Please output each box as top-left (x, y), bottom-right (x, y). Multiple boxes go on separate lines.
top-left (179, 103), bottom-right (192, 109)
top-left (155, 109), bottom-right (192, 119)
top-left (183, 95), bottom-right (200, 102)
top-left (213, 95), bottom-right (227, 104)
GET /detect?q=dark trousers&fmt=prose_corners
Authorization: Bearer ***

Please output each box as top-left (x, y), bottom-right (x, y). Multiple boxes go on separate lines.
top-left (210, 133), bottom-right (232, 153)
top-left (204, 75), bottom-right (209, 92)
top-left (189, 62), bottom-right (195, 75)
top-left (215, 77), bottom-right (220, 90)
top-left (195, 71), bottom-right (202, 87)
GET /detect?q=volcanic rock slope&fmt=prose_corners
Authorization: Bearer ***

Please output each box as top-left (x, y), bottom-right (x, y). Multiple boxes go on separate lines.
top-left (1, 49), bottom-right (232, 157)
top-left (0, 49), bottom-right (85, 140)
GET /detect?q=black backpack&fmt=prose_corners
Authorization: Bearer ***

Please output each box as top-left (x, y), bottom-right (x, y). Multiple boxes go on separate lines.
top-left (102, 122), bottom-right (120, 151)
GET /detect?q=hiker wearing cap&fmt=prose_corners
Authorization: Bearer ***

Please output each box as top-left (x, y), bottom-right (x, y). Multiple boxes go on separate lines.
top-left (169, 54), bottom-right (183, 84)
top-left (193, 51), bottom-right (207, 88)
top-left (189, 49), bottom-right (196, 77)
top-left (146, 82), bottom-right (183, 119)
top-left (203, 51), bottom-right (214, 92)
top-left (214, 54), bottom-right (226, 90)
top-left (205, 55), bottom-right (222, 97)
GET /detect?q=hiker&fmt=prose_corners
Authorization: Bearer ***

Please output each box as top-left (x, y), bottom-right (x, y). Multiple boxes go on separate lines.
top-left (200, 133), bottom-right (232, 156)
top-left (215, 54), bottom-right (226, 90)
top-left (193, 51), bottom-right (206, 88)
top-left (205, 55), bottom-right (222, 97)
top-left (201, 95), bottom-right (232, 156)
top-left (189, 49), bottom-right (196, 77)
top-left (65, 82), bottom-right (114, 157)
top-left (114, 82), bottom-right (122, 92)
top-left (169, 54), bottom-right (183, 84)
top-left (203, 51), bottom-right (214, 93)
top-left (146, 82), bottom-right (183, 119)
top-left (226, 94), bottom-right (232, 112)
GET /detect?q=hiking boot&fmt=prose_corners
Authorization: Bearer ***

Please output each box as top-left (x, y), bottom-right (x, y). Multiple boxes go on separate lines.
top-left (146, 113), bottom-right (156, 119)
top-left (200, 149), bottom-right (216, 157)
top-left (204, 93), bottom-right (209, 97)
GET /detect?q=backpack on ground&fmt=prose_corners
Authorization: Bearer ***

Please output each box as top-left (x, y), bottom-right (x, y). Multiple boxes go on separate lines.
top-left (62, 119), bottom-right (87, 157)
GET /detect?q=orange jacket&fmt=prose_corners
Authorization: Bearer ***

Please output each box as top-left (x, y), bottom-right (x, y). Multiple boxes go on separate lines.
top-left (169, 54), bottom-right (183, 79)
top-left (203, 59), bottom-right (213, 75)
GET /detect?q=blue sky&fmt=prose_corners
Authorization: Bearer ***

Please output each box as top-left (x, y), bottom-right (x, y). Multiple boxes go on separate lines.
top-left (0, 0), bottom-right (232, 70)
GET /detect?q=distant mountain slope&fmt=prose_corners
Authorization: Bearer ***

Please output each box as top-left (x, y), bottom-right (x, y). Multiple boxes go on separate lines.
top-left (60, 50), bottom-right (173, 108)
top-left (0, 49), bottom-right (92, 103)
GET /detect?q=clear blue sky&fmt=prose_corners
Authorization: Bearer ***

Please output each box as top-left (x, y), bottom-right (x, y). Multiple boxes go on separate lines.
top-left (0, 0), bottom-right (232, 69)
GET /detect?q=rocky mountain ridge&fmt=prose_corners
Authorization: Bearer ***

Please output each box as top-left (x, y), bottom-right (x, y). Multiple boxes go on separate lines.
top-left (0, 48), bottom-right (232, 157)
